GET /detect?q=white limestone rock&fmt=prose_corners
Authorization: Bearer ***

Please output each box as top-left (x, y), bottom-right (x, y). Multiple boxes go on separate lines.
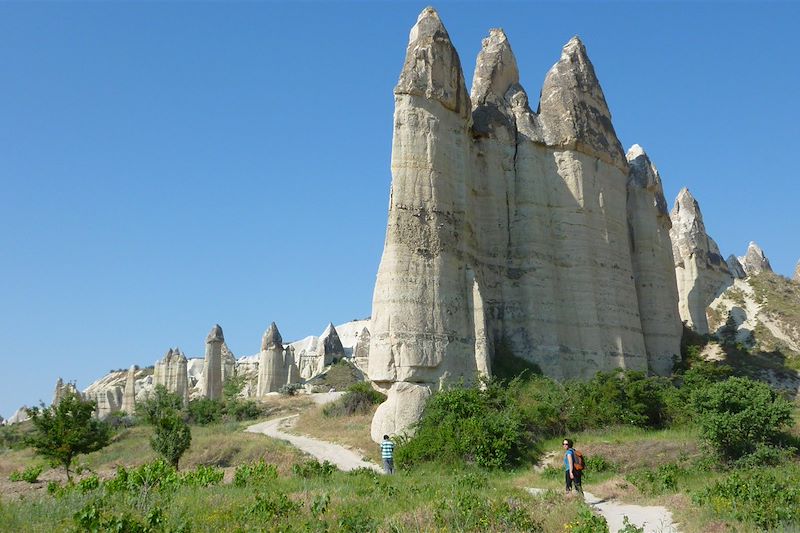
top-left (52, 377), bottom-right (80, 406)
top-left (669, 188), bottom-right (733, 334)
top-left (121, 365), bottom-right (137, 414)
top-left (153, 348), bottom-right (189, 404)
top-left (726, 255), bottom-right (747, 279)
top-left (201, 325), bottom-right (224, 400)
top-left (794, 260), bottom-right (800, 282)
top-left (221, 343), bottom-right (236, 384)
top-left (370, 382), bottom-right (431, 443)
top-left (297, 323), bottom-right (347, 380)
top-left (738, 241), bottom-right (773, 275)
top-left (626, 145), bottom-right (682, 374)
top-left (7, 406), bottom-right (30, 425)
top-left (257, 322), bottom-right (298, 395)
top-left (352, 327), bottom-right (371, 374)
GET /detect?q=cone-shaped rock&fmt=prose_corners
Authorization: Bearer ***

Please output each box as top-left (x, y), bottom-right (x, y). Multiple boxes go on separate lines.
top-left (221, 342), bottom-right (236, 384)
top-left (726, 255), bottom-right (747, 279)
top-left (626, 145), bottom-right (682, 374)
top-left (320, 323), bottom-right (345, 366)
top-left (201, 325), bottom-right (224, 400)
top-left (121, 365), bottom-right (137, 414)
top-left (154, 347), bottom-right (189, 404)
top-left (739, 241), bottom-right (773, 276)
top-left (257, 322), bottom-right (296, 395)
top-left (669, 188), bottom-right (732, 333)
top-left (538, 37), bottom-right (626, 170)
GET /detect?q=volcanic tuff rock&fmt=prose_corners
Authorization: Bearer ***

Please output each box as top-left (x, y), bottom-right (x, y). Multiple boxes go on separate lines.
top-left (669, 188), bottom-right (733, 334)
top-left (368, 8), bottom-right (682, 440)
top-left (201, 325), bottom-right (224, 400)
top-left (121, 365), bottom-right (137, 414)
top-left (256, 322), bottom-right (299, 395)
top-left (352, 327), bottom-right (371, 374)
top-left (154, 348), bottom-right (189, 404)
top-left (6, 407), bottom-right (29, 425)
top-left (221, 343), bottom-right (236, 384)
top-left (297, 323), bottom-right (346, 379)
top-left (726, 255), bottom-right (747, 279)
top-left (739, 241), bottom-right (773, 275)
top-left (794, 260), bottom-right (800, 282)
top-left (52, 377), bottom-right (80, 406)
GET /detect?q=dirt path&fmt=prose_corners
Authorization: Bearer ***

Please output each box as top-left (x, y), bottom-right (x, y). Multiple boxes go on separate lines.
top-left (527, 488), bottom-right (680, 532)
top-left (245, 415), bottom-right (382, 474)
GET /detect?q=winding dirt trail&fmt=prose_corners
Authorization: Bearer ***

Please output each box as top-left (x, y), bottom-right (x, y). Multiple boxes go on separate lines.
top-left (527, 487), bottom-right (680, 532)
top-left (245, 415), bottom-right (382, 473)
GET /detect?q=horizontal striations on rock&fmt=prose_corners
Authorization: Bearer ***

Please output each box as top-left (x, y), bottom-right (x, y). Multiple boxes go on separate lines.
top-left (154, 348), bottom-right (189, 404)
top-left (738, 241), bottom-right (773, 276)
top-left (669, 188), bottom-right (732, 334)
top-left (369, 8), bottom-right (681, 440)
top-left (626, 145), bottom-right (682, 375)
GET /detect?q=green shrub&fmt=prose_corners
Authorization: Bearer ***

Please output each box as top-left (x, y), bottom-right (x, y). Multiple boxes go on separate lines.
top-left (693, 467), bottom-right (800, 529)
top-left (279, 383), bottom-right (303, 396)
top-left (396, 379), bottom-right (527, 469)
top-left (223, 399), bottom-right (263, 422)
top-left (626, 464), bottom-right (682, 495)
top-left (233, 460), bottom-right (278, 487)
top-left (432, 486), bottom-right (542, 532)
top-left (136, 385), bottom-right (184, 425)
top-left (513, 376), bottom-right (570, 438)
top-left (246, 492), bottom-right (300, 520)
top-left (292, 459), bottom-right (337, 479)
top-left (690, 377), bottom-right (793, 460)
top-left (585, 455), bottom-right (615, 473)
top-left (8, 464), bottom-right (42, 483)
top-left (150, 409), bottom-right (191, 469)
top-left (187, 398), bottom-right (224, 425)
top-left (77, 474), bottom-right (100, 493)
top-left (563, 505), bottom-right (608, 533)
top-left (181, 464), bottom-right (224, 487)
top-left (323, 382), bottom-right (386, 417)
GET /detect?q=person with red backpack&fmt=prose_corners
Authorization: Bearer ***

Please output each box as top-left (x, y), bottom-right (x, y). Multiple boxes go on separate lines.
top-left (563, 438), bottom-right (583, 495)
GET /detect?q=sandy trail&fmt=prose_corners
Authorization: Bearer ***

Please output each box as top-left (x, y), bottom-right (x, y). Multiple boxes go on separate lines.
top-left (245, 415), bottom-right (382, 474)
top-left (527, 487), bottom-right (680, 532)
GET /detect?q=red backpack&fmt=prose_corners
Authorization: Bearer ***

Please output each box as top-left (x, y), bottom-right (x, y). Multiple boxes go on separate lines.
top-left (573, 449), bottom-right (585, 471)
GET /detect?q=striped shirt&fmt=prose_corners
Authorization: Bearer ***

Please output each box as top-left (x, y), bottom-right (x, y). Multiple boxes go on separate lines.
top-left (381, 439), bottom-right (394, 459)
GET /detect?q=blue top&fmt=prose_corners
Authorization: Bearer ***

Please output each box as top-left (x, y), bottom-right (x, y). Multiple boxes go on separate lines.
top-left (564, 449), bottom-right (575, 471)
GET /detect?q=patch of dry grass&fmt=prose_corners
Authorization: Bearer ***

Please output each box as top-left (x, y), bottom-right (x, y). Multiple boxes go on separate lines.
top-left (290, 403), bottom-right (381, 463)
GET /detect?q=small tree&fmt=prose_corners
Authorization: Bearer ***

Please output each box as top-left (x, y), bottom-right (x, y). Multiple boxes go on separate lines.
top-left (691, 376), bottom-right (793, 460)
top-left (136, 385), bottom-right (184, 425)
top-left (25, 391), bottom-right (111, 481)
top-left (150, 409), bottom-right (191, 470)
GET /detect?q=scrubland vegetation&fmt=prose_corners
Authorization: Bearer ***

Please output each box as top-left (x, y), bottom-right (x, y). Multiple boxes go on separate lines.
top-left (2, 325), bottom-right (800, 532)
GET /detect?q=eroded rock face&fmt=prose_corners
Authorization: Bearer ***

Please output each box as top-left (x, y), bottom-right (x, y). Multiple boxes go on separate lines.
top-left (727, 255), bottom-right (747, 279)
top-left (154, 348), bottom-right (189, 404)
top-left (370, 382), bottom-right (431, 443)
top-left (794, 260), bottom-right (800, 282)
top-left (368, 9), bottom-right (681, 439)
top-left (52, 377), bottom-right (80, 406)
top-left (221, 343), bottom-right (236, 384)
top-left (201, 325), bottom-right (224, 400)
top-left (739, 242), bottom-right (773, 275)
top-left (256, 322), bottom-right (299, 395)
top-left (352, 327), bottom-right (371, 374)
top-left (297, 323), bottom-right (346, 379)
top-left (669, 188), bottom-right (732, 334)
top-left (121, 365), bottom-right (137, 414)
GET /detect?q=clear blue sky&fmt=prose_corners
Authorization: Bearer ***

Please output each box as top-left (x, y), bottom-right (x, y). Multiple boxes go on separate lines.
top-left (2, 1), bottom-right (798, 418)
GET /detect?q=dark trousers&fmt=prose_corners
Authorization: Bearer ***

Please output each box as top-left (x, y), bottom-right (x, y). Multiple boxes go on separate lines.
top-left (565, 469), bottom-right (582, 493)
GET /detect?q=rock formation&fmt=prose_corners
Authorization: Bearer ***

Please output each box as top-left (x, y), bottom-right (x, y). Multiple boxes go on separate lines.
top-left (154, 348), bottom-right (189, 404)
top-left (669, 188), bottom-right (732, 334)
top-left (368, 8), bottom-right (682, 440)
top-left (6, 407), bottom-right (29, 425)
top-left (52, 377), bottom-right (80, 406)
top-left (738, 241), bottom-right (773, 275)
top-left (726, 255), bottom-right (747, 279)
top-left (352, 327), bottom-right (371, 374)
top-left (95, 387), bottom-right (123, 418)
top-left (626, 146), bottom-right (683, 376)
top-left (794, 260), bottom-right (800, 282)
top-left (256, 322), bottom-right (299, 395)
top-left (201, 324), bottom-right (224, 400)
top-left (297, 323), bottom-right (346, 379)
top-left (121, 365), bottom-right (137, 414)
top-left (221, 342), bottom-right (237, 385)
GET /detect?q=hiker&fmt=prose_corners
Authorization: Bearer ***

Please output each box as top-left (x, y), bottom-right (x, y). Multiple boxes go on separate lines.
top-left (563, 438), bottom-right (583, 495)
top-left (380, 434), bottom-right (394, 474)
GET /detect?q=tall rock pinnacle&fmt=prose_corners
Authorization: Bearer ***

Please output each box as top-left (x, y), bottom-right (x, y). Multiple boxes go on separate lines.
top-left (154, 347), bottom-right (189, 404)
top-left (794, 260), bottom-right (800, 282)
top-left (257, 322), bottom-right (297, 396)
top-left (739, 241), bottom-right (773, 276)
top-left (537, 36), bottom-right (626, 170)
top-left (471, 29), bottom-right (519, 107)
top-left (669, 188), bottom-right (732, 333)
top-left (201, 324), bottom-right (224, 400)
top-left (261, 322), bottom-right (283, 351)
top-left (121, 365), bottom-right (137, 414)
top-left (626, 145), bottom-right (682, 374)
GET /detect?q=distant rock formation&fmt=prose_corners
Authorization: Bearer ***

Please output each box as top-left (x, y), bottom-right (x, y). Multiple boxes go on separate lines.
top-left (52, 377), bottom-right (80, 406)
top-left (297, 323), bottom-right (346, 379)
top-left (221, 342), bottom-right (236, 385)
top-left (794, 260), bottom-right (800, 282)
top-left (739, 241), bottom-right (773, 276)
top-left (352, 327), bottom-right (371, 374)
top-left (368, 8), bottom-right (681, 440)
top-left (669, 188), bottom-right (732, 334)
top-left (154, 348), bottom-right (189, 404)
top-left (256, 322), bottom-right (299, 395)
top-left (121, 365), bottom-right (137, 414)
top-left (201, 325), bottom-right (225, 400)
top-left (7, 406), bottom-right (29, 425)
top-left (726, 255), bottom-right (747, 279)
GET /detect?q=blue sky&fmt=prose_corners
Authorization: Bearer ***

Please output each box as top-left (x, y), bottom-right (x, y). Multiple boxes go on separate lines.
top-left (2, 1), bottom-right (798, 418)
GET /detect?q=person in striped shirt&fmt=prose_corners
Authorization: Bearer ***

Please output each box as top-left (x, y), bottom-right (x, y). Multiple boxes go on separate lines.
top-left (380, 434), bottom-right (394, 474)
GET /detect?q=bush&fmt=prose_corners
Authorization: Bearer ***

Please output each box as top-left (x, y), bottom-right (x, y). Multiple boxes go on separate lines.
top-left (690, 377), bottom-right (793, 460)
top-left (323, 382), bottom-right (386, 417)
top-left (693, 467), bottom-right (800, 529)
top-left (396, 378), bottom-right (527, 469)
top-left (8, 464), bottom-right (42, 483)
top-left (233, 460), bottom-right (278, 487)
top-left (292, 459), bottom-right (337, 478)
top-left (150, 410), bottom-right (192, 470)
top-left (279, 383), bottom-right (303, 396)
top-left (626, 463), bottom-right (683, 495)
top-left (187, 398), bottom-right (224, 425)
top-left (563, 505), bottom-right (608, 533)
top-left (137, 385), bottom-right (185, 425)
top-left (181, 464), bottom-right (224, 487)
